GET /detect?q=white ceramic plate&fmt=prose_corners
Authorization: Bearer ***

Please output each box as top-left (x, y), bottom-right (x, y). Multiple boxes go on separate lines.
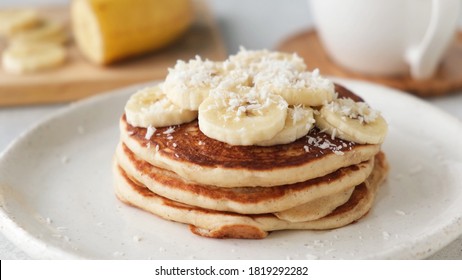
top-left (1, 79), bottom-right (462, 259)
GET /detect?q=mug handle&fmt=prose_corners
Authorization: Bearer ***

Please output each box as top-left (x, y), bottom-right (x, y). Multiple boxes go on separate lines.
top-left (405, 0), bottom-right (460, 80)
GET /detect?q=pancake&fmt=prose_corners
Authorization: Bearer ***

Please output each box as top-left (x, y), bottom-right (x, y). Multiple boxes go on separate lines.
top-left (274, 186), bottom-right (355, 222)
top-left (119, 84), bottom-right (380, 188)
top-left (113, 152), bottom-right (389, 239)
top-left (120, 118), bottom-right (380, 188)
top-left (116, 142), bottom-right (374, 214)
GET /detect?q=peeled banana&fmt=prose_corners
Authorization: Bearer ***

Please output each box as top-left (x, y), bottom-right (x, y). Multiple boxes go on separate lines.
top-left (315, 98), bottom-right (388, 144)
top-left (125, 84), bottom-right (198, 128)
top-left (71, 0), bottom-right (194, 64)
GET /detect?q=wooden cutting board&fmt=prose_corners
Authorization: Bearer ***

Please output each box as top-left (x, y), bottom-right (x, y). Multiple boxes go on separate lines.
top-left (0, 0), bottom-right (227, 106)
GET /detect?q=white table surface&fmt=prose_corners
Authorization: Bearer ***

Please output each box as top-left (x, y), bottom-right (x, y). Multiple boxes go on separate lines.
top-left (1, 0), bottom-right (462, 260)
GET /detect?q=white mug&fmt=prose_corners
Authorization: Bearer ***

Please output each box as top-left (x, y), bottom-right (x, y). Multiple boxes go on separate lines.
top-left (310, 0), bottom-right (460, 79)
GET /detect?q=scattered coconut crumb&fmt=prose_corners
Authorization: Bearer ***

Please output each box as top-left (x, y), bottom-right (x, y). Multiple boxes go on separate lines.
top-left (113, 251), bottom-right (125, 257)
top-left (163, 127), bottom-right (175, 134)
top-left (198, 141), bottom-right (205, 145)
top-left (382, 231), bottom-right (391, 240)
top-left (395, 210), bottom-right (406, 216)
top-left (145, 125), bottom-right (156, 140)
top-left (61, 156), bottom-right (70, 164)
top-left (155, 145), bottom-right (160, 152)
top-left (133, 235), bottom-right (142, 242)
top-left (313, 240), bottom-right (325, 247)
top-left (325, 98), bottom-right (380, 124)
top-left (172, 143), bottom-right (177, 148)
top-left (305, 253), bottom-right (319, 260)
top-left (306, 135), bottom-right (346, 155)
top-left (331, 128), bottom-right (337, 140)
top-left (324, 248), bottom-right (336, 254)
top-left (46, 217), bottom-right (52, 224)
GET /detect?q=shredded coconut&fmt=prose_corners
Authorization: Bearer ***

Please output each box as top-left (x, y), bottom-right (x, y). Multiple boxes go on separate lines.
top-left (382, 231), bottom-right (391, 240)
top-left (305, 134), bottom-right (347, 155)
top-left (61, 156), bottom-right (70, 164)
top-left (145, 125), bottom-right (156, 140)
top-left (163, 127), bottom-right (175, 134)
top-left (163, 56), bottom-right (222, 94)
top-left (325, 98), bottom-right (380, 124)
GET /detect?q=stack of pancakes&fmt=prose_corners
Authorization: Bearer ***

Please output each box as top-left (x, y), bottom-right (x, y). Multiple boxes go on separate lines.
top-left (113, 85), bottom-right (389, 239)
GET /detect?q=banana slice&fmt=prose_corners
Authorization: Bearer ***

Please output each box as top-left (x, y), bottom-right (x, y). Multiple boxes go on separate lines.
top-left (125, 84), bottom-right (198, 128)
top-left (227, 47), bottom-right (307, 72)
top-left (0, 9), bottom-right (40, 36)
top-left (198, 87), bottom-right (288, 146)
top-left (2, 42), bottom-right (67, 74)
top-left (315, 98), bottom-right (388, 144)
top-left (255, 68), bottom-right (335, 106)
top-left (256, 105), bottom-right (315, 146)
top-left (162, 56), bottom-right (223, 110)
top-left (10, 19), bottom-right (68, 46)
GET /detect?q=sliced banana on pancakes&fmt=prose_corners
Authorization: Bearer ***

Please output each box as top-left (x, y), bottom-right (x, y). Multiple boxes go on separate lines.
top-left (227, 48), bottom-right (307, 72)
top-left (256, 105), bottom-right (315, 146)
top-left (125, 84), bottom-right (198, 128)
top-left (254, 68), bottom-right (335, 106)
top-left (315, 97), bottom-right (388, 144)
top-left (162, 56), bottom-right (223, 110)
top-left (198, 87), bottom-right (288, 146)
